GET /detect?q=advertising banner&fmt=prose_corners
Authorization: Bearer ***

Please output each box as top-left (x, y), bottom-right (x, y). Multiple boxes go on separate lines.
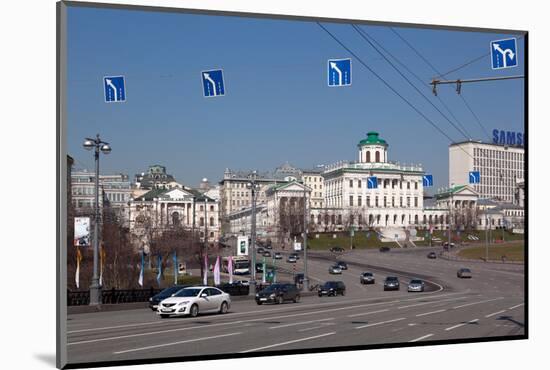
top-left (74, 217), bottom-right (90, 247)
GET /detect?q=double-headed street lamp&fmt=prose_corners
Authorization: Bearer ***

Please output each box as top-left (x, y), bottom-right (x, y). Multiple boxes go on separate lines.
top-left (247, 171), bottom-right (260, 295)
top-left (83, 134), bottom-right (112, 306)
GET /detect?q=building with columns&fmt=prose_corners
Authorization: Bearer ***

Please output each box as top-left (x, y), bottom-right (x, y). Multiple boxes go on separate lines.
top-left (128, 186), bottom-right (220, 249)
top-left (319, 132), bottom-right (425, 229)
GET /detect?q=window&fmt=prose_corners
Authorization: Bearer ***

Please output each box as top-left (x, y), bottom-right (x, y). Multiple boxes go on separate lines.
top-left (210, 205), bottom-right (214, 211)
top-left (375, 151), bottom-right (380, 162)
top-left (375, 196), bottom-right (379, 207)
top-left (407, 182), bottom-right (410, 189)
top-left (383, 196), bottom-right (387, 207)
top-left (358, 180), bottom-right (362, 188)
top-left (400, 197), bottom-right (403, 207)
top-left (366, 151), bottom-right (371, 162)
top-left (358, 196), bottom-right (362, 207)
top-left (199, 217), bottom-right (204, 226)
top-left (349, 196), bottom-right (354, 206)
top-left (392, 197), bottom-right (395, 207)
top-left (209, 217), bottom-right (214, 226)
top-left (349, 179), bottom-right (353, 188)
top-left (367, 196), bottom-right (371, 207)
top-left (414, 197), bottom-right (418, 207)
top-left (414, 182), bottom-right (418, 190)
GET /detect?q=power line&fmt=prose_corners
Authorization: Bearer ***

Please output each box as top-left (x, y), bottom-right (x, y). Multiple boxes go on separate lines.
top-left (316, 22), bottom-right (475, 161)
top-left (459, 94), bottom-right (492, 141)
top-left (352, 24), bottom-right (471, 141)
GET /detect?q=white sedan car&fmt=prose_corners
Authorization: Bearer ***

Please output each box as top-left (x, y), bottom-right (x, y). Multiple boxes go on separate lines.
top-left (157, 286), bottom-right (231, 318)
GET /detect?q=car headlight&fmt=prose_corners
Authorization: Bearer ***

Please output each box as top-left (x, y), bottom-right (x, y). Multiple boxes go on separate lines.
top-left (177, 301), bottom-right (189, 306)
top-left (255, 293), bottom-right (259, 297)
top-left (149, 298), bottom-right (153, 302)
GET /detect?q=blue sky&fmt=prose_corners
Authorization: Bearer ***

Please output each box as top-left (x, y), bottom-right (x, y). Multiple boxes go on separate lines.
top-left (66, 5), bottom-right (525, 191)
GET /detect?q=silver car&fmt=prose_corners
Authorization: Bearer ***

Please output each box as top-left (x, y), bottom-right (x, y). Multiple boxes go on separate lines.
top-left (329, 265), bottom-right (342, 274)
top-left (407, 279), bottom-right (425, 292)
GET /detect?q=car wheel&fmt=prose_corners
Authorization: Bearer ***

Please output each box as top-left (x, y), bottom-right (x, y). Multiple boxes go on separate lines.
top-left (341, 290), bottom-right (346, 296)
top-left (190, 304), bottom-right (199, 317)
top-left (219, 301), bottom-right (228, 314)
top-left (318, 294), bottom-right (322, 297)
top-left (256, 301), bottom-right (262, 305)
top-left (294, 295), bottom-right (301, 303)
top-left (160, 314), bottom-right (169, 319)
top-left (277, 296), bottom-right (284, 304)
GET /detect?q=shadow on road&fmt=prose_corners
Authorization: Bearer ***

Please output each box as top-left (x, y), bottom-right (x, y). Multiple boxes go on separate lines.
top-left (496, 315), bottom-right (524, 328)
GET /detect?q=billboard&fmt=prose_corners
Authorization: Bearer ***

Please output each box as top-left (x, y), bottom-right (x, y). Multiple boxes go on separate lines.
top-left (237, 235), bottom-right (249, 256)
top-left (73, 217), bottom-right (90, 247)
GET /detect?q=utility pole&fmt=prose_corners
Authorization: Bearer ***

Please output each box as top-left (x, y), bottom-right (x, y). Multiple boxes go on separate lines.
top-left (204, 197), bottom-right (208, 284)
top-left (247, 171), bottom-right (258, 295)
top-left (303, 182), bottom-right (310, 291)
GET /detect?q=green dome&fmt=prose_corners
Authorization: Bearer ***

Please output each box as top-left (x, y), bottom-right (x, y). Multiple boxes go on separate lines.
top-left (358, 132), bottom-right (388, 147)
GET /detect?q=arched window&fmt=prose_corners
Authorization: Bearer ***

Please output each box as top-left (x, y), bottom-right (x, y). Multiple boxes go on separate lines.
top-left (366, 151), bottom-right (371, 163)
top-left (209, 217), bottom-right (214, 226)
top-left (375, 151), bottom-right (380, 162)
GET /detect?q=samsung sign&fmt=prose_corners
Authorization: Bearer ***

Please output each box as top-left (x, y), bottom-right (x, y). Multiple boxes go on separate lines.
top-left (492, 129), bottom-right (524, 147)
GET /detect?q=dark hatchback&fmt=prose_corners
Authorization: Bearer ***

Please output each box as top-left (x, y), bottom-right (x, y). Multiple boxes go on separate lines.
top-left (255, 283), bottom-right (301, 305)
top-left (318, 281), bottom-right (346, 297)
top-left (383, 276), bottom-right (400, 291)
top-left (149, 285), bottom-right (189, 310)
top-left (336, 261), bottom-right (348, 270)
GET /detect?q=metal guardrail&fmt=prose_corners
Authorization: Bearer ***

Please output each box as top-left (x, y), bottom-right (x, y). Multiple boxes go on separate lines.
top-left (67, 288), bottom-right (163, 306)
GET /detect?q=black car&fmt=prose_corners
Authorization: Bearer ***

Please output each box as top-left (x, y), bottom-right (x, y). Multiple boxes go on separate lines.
top-left (255, 283), bottom-right (301, 305)
top-left (329, 246), bottom-right (345, 253)
top-left (318, 281), bottom-right (346, 297)
top-left (427, 252), bottom-right (437, 259)
top-left (290, 252), bottom-right (300, 260)
top-left (383, 276), bottom-right (400, 291)
top-left (255, 263), bottom-right (264, 273)
top-left (379, 246), bottom-right (390, 252)
top-left (360, 272), bottom-right (375, 284)
top-left (336, 261), bottom-right (348, 270)
top-left (256, 247), bottom-right (265, 255)
top-left (148, 285), bottom-right (189, 310)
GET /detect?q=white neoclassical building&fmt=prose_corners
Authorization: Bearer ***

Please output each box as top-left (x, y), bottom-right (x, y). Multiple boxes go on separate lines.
top-left (128, 186), bottom-right (220, 249)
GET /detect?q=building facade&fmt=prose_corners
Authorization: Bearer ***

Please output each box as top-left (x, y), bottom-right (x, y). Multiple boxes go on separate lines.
top-left (449, 140), bottom-right (525, 203)
top-left (71, 170), bottom-right (132, 222)
top-left (320, 132), bottom-right (425, 228)
top-left (302, 169), bottom-right (324, 208)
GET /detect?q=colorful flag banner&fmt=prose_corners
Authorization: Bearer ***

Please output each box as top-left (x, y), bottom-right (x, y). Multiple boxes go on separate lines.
top-left (213, 256), bottom-right (221, 286)
top-left (228, 256), bottom-right (233, 284)
top-left (203, 254), bottom-right (208, 285)
top-left (156, 253), bottom-right (162, 286)
top-left (173, 251), bottom-right (178, 285)
top-left (262, 256), bottom-right (266, 284)
top-left (75, 246), bottom-right (82, 289)
top-left (99, 243), bottom-right (106, 287)
top-left (138, 250), bottom-right (144, 287)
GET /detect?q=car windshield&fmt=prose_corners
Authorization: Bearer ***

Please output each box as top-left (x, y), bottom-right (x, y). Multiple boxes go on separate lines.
top-left (323, 282), bottom-right (337, 288)
top-left (386, 277), bottom-right (398, 281)
top-left (410, 280), bottom-right (422, 284)
top-left (159, 286), bottom-right (184, 296)
top-left (174, 288), bottom-right (202, 297)
top-left (262, 285), bottom-right (284, 292)
top-left (363, 273), bottom-right (372, 276)
top-left (462, 269), bottom-right (471, 272)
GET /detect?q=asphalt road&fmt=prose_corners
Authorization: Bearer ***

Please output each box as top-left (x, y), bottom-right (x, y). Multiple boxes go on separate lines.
top-left (66, 247), bottom-right (525, 365)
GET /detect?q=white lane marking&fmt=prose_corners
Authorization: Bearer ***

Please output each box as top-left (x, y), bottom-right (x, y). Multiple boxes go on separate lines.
top-left (68, 291), bottom-right (465, 334)
top-left (398, 296), bottom-right (469, 309)
top-left (347, 309), bottom-right (389, 318)
top-left (508, 303), bottom-right (524, 310)
top-left (269, 318), bottom-right (334, 330)
top-left (485, 310), bottom-right (506, 318)
top-left (445, 319), bottom-right (479, 331)
top-left (113, 332), bottom-right (241, 354)
top-left (355, 317), bottom-right (406, 329)
top-left (409, 333), bottom-right (434, 342)
top-left (239, 332), bottom-right (336, 353)
top-left (452, 297), bottom-right (504, 309)
top-left (415, 309), bottom-right (446, 317)
top-left (298, 323), bottom-right (335, 332)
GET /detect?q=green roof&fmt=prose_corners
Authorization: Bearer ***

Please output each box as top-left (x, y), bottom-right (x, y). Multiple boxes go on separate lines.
top-left (435, 185), bottom-right (468, 199)
top-left (358, 132), bottom-right (388, 147)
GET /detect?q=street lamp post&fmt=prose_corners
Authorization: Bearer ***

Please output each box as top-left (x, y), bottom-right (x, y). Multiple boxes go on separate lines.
top-left (302, 181), bottom-right (310, 291)
top-left (83, 134), bottom-right (111, 306)
top-left (247, 171), bottom-right (259, 295)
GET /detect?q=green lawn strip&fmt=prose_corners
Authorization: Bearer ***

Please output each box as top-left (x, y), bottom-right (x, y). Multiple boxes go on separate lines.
top-left (456, 242), bottom-right (524, 261)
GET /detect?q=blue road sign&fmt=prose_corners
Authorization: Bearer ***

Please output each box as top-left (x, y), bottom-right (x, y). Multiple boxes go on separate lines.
top-left (202, 69), bottom-right (225, 97)
top-left (103, 76), bottom-right (126, 103)
top-left (328, 58), bottom-right (352, 86)
top-left (423, 174), bottom-right (434, 187)
top-left (469, 171), bottom-right (481, 184)
top-left (367, 176), bottom-right (378, 189)
top-left (491, 38), bottom-right (518, 69)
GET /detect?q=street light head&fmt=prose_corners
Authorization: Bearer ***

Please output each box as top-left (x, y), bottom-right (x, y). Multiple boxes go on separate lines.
top-left (83, 140), bottom-right (94, 150)
top-left (100, 144), bottom-right (112, 154)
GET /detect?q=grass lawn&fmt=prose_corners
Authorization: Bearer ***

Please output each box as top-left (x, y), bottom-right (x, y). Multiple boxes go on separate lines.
top-left (456, 242), bottom-right (525, 262)
top-left (307, 231), bottom-right (392, 250)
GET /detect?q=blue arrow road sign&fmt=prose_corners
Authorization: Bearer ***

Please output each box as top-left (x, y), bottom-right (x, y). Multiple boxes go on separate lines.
top-left (469, 171), bottom-right (481, 184)
top-left (103, 76), bottom-right (126, 103)
top-left (328, 58), bottom-right (351, 86)
top-left (423, 174), bottom-right (434, 187)
top-left (202, 69), bottom-right (225, 97)
top-left (491, 38), bottom-right (518, 69)
top-left (367, 176), bottom-right (378, 189)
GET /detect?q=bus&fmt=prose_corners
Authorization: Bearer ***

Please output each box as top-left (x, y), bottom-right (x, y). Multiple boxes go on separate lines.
top-left (222, 256), bottom-right (250, 275)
